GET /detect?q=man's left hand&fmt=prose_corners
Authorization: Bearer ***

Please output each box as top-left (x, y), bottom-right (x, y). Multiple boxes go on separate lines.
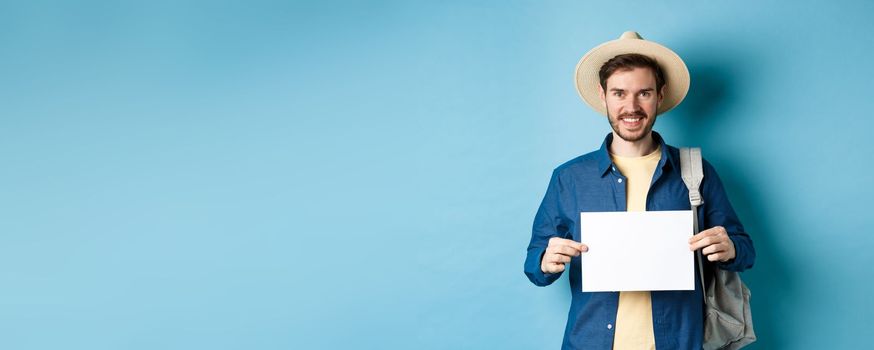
top-left (689, 226), bottom-right (736, 262)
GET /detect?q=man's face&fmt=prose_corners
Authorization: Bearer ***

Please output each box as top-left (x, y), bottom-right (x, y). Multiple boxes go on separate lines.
top-left (598, 67), bottom-right (664, 142)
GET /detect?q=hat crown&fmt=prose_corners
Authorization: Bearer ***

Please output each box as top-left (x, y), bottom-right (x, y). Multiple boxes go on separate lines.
top-left (619, 31), bottom-right (643, 40)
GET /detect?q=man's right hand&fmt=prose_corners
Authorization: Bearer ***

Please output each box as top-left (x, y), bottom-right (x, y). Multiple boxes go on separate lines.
top-left (541, 237), bottom-right (588, 274)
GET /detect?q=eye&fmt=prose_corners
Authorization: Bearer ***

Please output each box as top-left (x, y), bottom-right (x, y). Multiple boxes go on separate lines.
top-left (612, 91), bottom-right (624, 97)
top-left (639, 91), bottom-right (651, 97)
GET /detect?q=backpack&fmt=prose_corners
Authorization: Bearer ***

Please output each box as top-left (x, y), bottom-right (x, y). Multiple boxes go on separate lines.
top-left (679, 147), bottom-right (756, 350)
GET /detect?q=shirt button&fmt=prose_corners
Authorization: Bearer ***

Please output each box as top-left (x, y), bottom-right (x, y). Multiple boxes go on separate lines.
top-left (607, 324), bottom-right (613, 330)
top-left (617, 178), bottom-right (623, 183)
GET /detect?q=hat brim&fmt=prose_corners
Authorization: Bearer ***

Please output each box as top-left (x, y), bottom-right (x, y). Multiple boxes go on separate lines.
top-left (574, 37), bottom-right (690, 116)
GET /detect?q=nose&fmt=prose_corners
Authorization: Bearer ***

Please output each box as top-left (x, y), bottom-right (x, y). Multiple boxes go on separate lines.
top-left (623, 95), bottom-right (642, 114)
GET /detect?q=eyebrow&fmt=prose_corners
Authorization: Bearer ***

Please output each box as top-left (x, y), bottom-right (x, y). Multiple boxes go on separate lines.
top-left (609, 88), bottom-right (654, 93)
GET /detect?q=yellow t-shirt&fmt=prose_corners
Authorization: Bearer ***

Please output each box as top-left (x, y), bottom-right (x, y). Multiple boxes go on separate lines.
top-left (609, 145), bottom-right (661, 350)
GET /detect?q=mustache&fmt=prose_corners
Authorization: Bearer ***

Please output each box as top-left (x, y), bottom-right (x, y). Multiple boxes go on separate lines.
top-left (618, 111), bottom-right (648, 119)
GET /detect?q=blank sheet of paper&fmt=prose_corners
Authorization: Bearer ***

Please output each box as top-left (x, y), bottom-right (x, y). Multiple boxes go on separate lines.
top-left (579, 210), bottom-right (694, 292)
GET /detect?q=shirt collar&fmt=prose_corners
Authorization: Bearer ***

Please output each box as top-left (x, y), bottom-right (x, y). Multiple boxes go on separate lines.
top-left (596, 131), bottom-right (677, 177)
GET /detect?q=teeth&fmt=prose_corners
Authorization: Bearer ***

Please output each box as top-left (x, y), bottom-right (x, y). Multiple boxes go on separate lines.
top-left (624, 118), bottom-right (640, 122)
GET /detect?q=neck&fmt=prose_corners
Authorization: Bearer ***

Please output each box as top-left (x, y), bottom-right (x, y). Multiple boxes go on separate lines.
top-left (609, 131), bottom-right (658, 157)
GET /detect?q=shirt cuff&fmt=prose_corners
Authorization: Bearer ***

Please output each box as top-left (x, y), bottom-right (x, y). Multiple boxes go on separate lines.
top-left (524, 247), bottom-right (562, 286)
top-left (717, 237), bottom-right (747, 271)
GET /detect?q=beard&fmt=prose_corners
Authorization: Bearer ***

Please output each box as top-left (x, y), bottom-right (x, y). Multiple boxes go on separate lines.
top-left (607, 109), bottom-right (658, 142)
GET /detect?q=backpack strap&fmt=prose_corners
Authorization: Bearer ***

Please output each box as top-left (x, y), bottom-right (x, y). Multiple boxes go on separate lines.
top-left (679, 147), bottom-right (704, 207)
top-left (679, 147), bottom-right (708, 300)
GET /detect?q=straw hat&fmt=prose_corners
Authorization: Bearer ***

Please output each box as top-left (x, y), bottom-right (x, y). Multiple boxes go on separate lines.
top-left (574, 31), bottom-right (690, 116)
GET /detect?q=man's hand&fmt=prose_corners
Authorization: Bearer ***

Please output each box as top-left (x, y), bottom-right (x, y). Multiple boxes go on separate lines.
top-left (541, 237), bottom-right (588, 274)
top-left (689, 226), bottom-right (736, 262)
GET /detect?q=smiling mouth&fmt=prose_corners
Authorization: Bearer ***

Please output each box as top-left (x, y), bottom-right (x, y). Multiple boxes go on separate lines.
top-left (619, 115), bottom-right (646, 127)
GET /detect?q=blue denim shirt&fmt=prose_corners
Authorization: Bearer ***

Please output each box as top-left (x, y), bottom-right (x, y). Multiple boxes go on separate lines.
top-left (524, 132), bottom-right (755, 350)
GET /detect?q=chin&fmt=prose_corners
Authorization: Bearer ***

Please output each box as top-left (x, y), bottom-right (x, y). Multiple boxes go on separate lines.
top-left (617, 129), bottom-right (651, 142)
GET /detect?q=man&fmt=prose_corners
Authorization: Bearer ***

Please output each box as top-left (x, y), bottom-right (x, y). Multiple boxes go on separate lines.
top-left (523, 31), bottom-right (755, 350)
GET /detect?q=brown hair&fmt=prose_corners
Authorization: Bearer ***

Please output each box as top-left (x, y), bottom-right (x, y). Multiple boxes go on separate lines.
top-left (598, 53), bottom-right (665, 94)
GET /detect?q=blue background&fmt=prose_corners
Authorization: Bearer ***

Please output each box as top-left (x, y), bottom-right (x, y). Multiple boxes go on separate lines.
top-left (2, 1), bottom-right (872, 349)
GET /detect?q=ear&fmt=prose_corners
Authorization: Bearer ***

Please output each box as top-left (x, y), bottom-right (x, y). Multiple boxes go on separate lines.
top-left (598, 84), bottom-right (606, 104)
top-left (658, 85), bottom-right (666, 104)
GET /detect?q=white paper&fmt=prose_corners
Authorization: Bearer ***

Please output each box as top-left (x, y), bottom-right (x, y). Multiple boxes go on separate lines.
top-left (579, 210), bottom-right (694, 292)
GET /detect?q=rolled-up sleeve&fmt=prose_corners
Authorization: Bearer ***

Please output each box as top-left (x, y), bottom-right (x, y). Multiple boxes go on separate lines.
top-left (525, 169), bottom-right (571, 286)
top-left (701, 159), bottom-right (756, 272)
